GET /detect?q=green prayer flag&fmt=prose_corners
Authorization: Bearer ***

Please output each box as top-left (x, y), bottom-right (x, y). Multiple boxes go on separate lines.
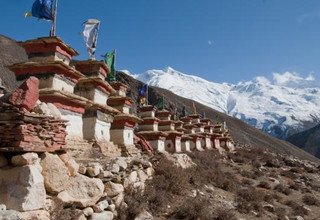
top-left (156, 96), bottom-right (164, 110)
top-left (104, 50), bottom-right (116, 82)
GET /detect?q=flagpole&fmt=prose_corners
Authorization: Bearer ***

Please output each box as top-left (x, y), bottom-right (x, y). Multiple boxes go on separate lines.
top-left (51, 0), bottom-right (58, 36)
top-left (113, 49), bottom-right (117, 81)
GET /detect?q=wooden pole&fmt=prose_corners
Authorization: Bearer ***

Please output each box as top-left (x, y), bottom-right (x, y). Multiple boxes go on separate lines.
top-left (50, 0), bottom-right (58, 36)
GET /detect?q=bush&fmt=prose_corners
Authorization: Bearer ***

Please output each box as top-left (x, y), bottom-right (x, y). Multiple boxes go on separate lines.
top-left (214, 208), bottom-right (237, 220)
top-left (302, 194), bottom-right (320, 206)
top-left (274, 184), bottom-right (292, 195)
top-left (285, 200), bottom-right (309, 216)
top-left (235, 187), bottom-right (264, 213)
top-left (257, 181), bottom-right (271, 189)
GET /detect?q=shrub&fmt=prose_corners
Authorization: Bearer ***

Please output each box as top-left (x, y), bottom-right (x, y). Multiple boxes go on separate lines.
top-left (302, 194), bottom-right (320, 206)
top-left (285, 200), bottom-right (309, 216)
top-left (257, 181), bottom-right (271, 189)
top-left (235, 187), bottom-right (263, 213)
top-left (274, 184), bottom-right (292, 196)
top-left (241, 178), bottom-right (254, 186)
top-left (214, 208), bottom-right (237, 220)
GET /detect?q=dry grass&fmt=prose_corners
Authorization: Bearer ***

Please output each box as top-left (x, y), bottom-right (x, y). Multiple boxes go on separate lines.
top-left (302, 194), bottom-right (320, 206)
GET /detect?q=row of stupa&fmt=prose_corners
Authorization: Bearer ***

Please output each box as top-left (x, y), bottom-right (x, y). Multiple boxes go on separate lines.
top-left (137, 106), bottom-right (234, 153)
top-left (8, 36), bottom-right (234, 153)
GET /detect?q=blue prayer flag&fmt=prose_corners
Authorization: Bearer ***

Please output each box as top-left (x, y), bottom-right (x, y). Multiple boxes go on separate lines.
top-left (139, 84), bottom-right (148, 97)
top-left (31, 0), bottom-right (54, 20)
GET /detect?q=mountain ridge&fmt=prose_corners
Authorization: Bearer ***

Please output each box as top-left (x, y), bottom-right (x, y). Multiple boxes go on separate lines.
top-left (126, 67), bottom-right (320, 140)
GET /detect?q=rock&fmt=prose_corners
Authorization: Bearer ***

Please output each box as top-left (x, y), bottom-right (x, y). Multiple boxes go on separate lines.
top-left (163, 153), bottom-right (195, 169)
top-left (132, 159), bottom-right (152, 168)
top-left (34, 101), bottom-right (51, 116)
top-left (114, 157), bottom-right (127, 171)
top-left (263, 203), bottom-right (275, 212)
top-left (135, 210), bottom-right (153, 220)
top-left (110, 164), bottom-right (120, 174)
top-left (83, 207), bottom-right (94, 217)
top-left (104, 182), bottom-right (124, 197)
top-left (0, 153), bottom-right (8, 168)
top-left (47, 103), bottom-right (62, 119)
top-left (93, 200), bottom-right (109, 213)
top-left (8, 76), bottom-right (39, 111)
top-left (124, 171), bottom-right (138, 188)
top-left (91, 211), bottom-right (114, 220)
top-left (0, 204), bottom-right (6, 211)
top-left (133, 182), bottom-right (145, 192)
top-left (40, 152), bottom-right (70, 194)
top-left (78, 164), bottom-right (87, 175)
top-left (112, 192), bottom-right (124, 208)
top-left (87, 163), bottom-right (103, 177)
top-left (0, 210), bottom-right (21, 220)
top-left (57, 174), bottom-right (104, 208)
top-left (145, 167), bottom-right (154, 176)
top-left (107, 204), bottom-right (115, 212)
top-left (59, 153), bottom-right (79, 176)
top-left (20, 210), bottom-right (50, 220)
top-left (0, 164), bottom-right (46, 211)
top-left (294, 216), bottom-right (304, 220)
top-left (137, 170), bottom-right (148, 182)
top-left (103, 171), bottom-right (114, 178)
top-left (11, 153), bottom-right (39, 166)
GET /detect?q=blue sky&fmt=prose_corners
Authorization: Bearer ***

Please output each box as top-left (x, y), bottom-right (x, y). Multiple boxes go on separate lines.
top-left (2, 0), bottom-right (320, 83)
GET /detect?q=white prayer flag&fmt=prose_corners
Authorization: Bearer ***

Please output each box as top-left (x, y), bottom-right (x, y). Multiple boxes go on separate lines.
top-left (82, 19), bottom-right (101, 60)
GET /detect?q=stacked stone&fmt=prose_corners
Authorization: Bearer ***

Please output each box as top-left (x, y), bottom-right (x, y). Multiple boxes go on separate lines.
top-left (107, 81), bottom-right (142, 150)
top-left (0, 102), bottom-right (66, 152)
top-left (156, 109), bottom-right (183, 153)
top-left (137, 105), bottom-right (168, 152)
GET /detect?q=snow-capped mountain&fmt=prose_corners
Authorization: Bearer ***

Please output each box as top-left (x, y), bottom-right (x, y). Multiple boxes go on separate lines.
top-left (126, 67), bottom-right (320, 139)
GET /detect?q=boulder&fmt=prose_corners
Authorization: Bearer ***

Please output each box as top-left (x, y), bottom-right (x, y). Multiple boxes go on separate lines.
top-left (0, 153), bottom-right (8, 168)
top-left (11, 153), bottom-right (39, 167)
top-left (86, 163), bottom-right (103, 177)
top-left (137, 170), bottom-right (148, 182)
top-left (0, 210), bottom-right (21, 220)
top-left (145, 167), bottom-right (154, 176)
top-left (107, 204), bottom-right (115, 212)
top-left (34, 101), bottom-right (51, 116)
top-left (104, 182), bottom-right (124, 198)
top-left (103, 171), bottom-right (114, 178)
top-left (20, 210), bottom-right (50, 220)
top-left (83, 207), bottom-right (94, 217)
top-left (114, 157), bottom-right (127, 171)
top-left (135, 210), bottom-right (153, 220)
top-left (0, 164), bottom-right (46, 211)
top-left (59, 153), bottom-right (79, 176)
top-left (110, 164), bottom-right (120, 174)
top-left (91, 211), bottom-right (114, 220)
top-left (78, 164), bottom-right (86, 175)
top-left (40, 152), bottom-right (70, 194)
top-left (0, 204), bottom-right (6, 211)
top-left (112, 192), bottom-right (124, 208)
top-left (124, 171), bottom-right (137, 188)
top-left (47, 103), bottom-right (62, 119)
top-left (165, 153), bottom-right (195, 169)
top-left (8, 76), bottom-right (39, 111)
top-left (93, 200), bottom-right (109, 213)
top-left (57, 174), bottom-right (104, 208)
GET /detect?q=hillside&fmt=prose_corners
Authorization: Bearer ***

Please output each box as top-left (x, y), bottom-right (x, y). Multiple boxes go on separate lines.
top-left (0, 34), bottom-right (318, 163)
top-left (0, 35), bottom-right (26, 91)
top-left (117, 71), bottom-right (319, 163)
top-left (288, 124), bottom-right (320, 158)
top-left (128, 68), bottom-right (320, 140)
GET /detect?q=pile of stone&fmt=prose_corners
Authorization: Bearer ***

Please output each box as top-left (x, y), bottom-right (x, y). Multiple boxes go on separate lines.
top-left (0, 102), bottom-right (67, 152)
top-left (0, 151), bottom-right (154, 220)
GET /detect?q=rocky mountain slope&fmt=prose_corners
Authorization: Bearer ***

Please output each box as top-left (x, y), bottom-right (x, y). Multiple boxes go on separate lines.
top-left (127, 67), bottom-right (320, 140)
top-left (117, 71), bottom-right (319, 162)
top-left (288, 124), bottom-right (320, 159)
top-left (0, 35), bottom-right (25, 91)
